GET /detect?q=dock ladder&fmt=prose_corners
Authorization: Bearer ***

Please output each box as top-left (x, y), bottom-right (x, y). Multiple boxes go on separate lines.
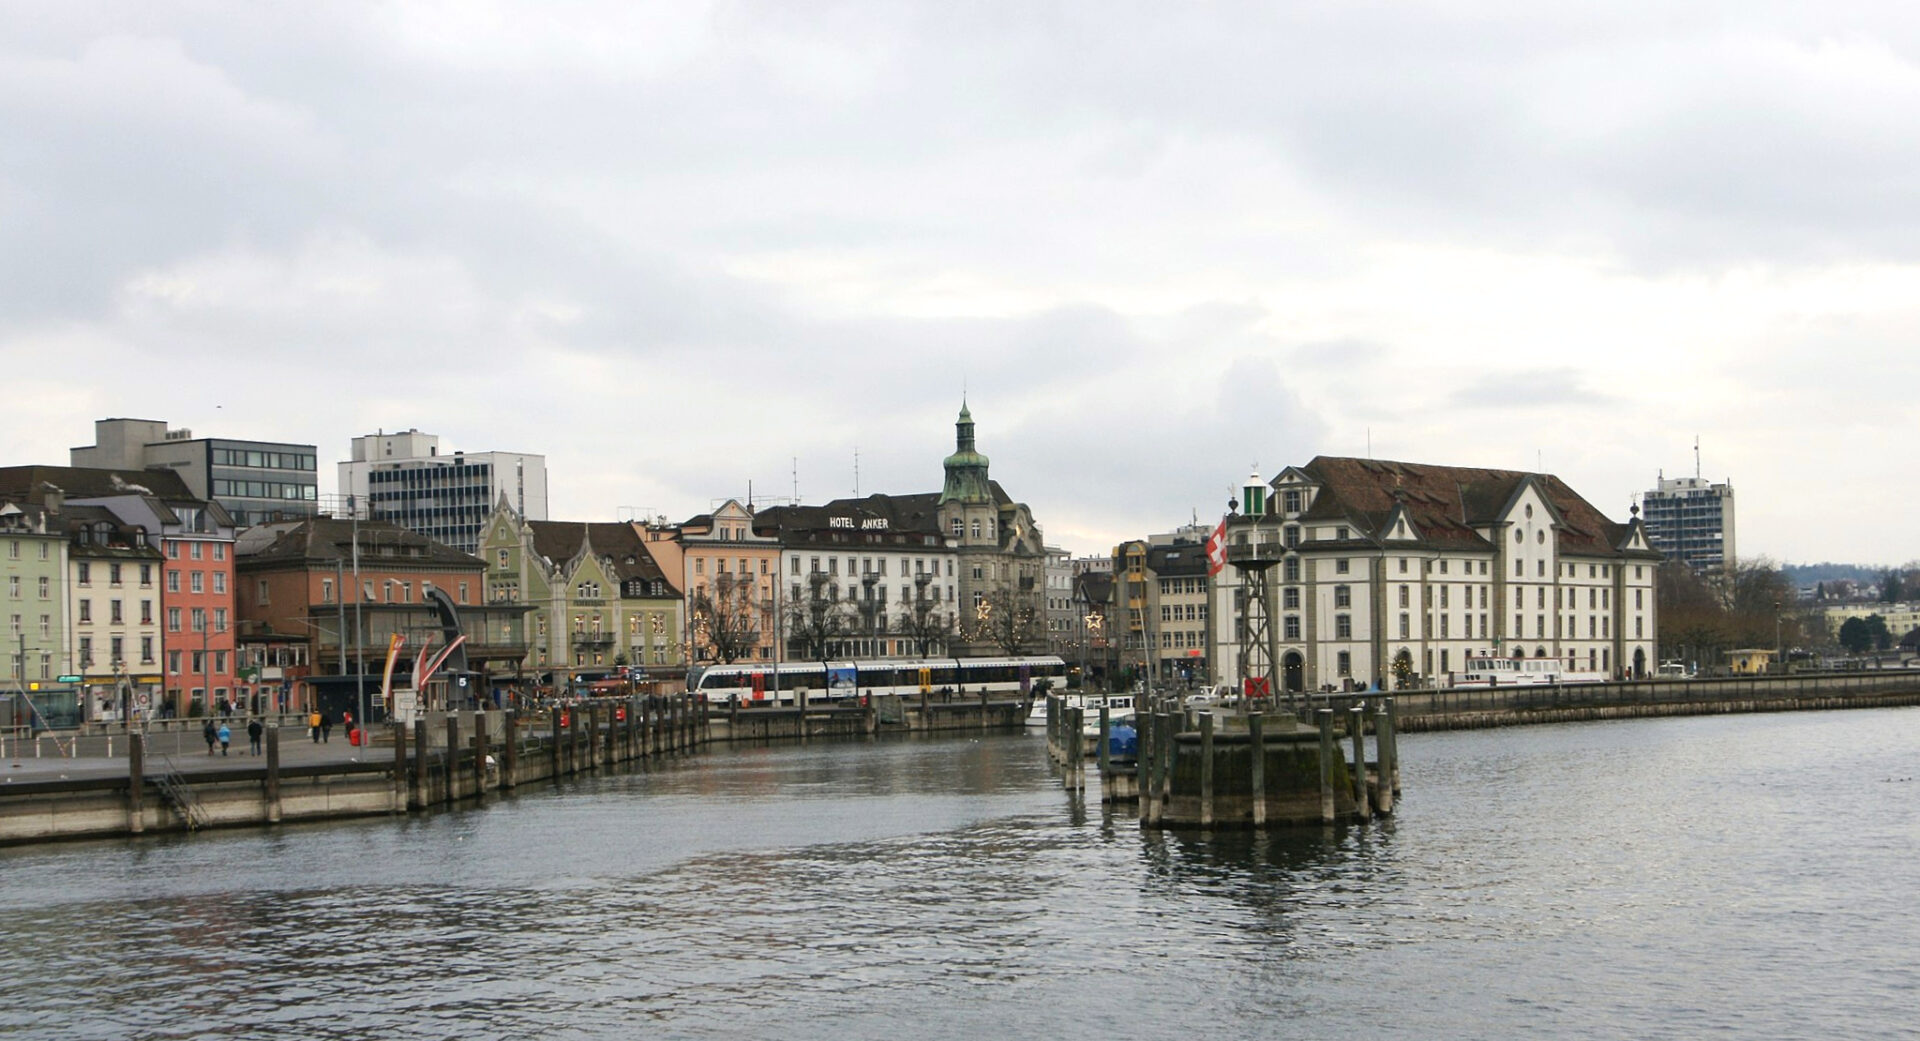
top-left (152, 755), bottom-right (210, 831)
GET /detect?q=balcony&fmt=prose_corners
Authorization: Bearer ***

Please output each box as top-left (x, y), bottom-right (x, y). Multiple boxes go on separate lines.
top-left (571, 632), bottom-right (614, 650)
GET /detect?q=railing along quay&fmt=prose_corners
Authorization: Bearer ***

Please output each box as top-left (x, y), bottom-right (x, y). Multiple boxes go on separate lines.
top-left (1299, 671), bottom-right (1920, 731)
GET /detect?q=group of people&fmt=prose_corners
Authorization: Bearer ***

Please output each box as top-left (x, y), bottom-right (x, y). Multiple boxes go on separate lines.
top-left (201, 716), bottom-right (265, 756)
top-left (196, 709), bottom-right (351, 755)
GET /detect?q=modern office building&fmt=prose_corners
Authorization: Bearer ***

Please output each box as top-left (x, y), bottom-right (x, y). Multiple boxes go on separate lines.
top-left (1641, 474), bottom-right (1736, 573)
top-left (337, 430), bottom-right (548, 555)
top-left (71, 418), bottom-right (319, 528)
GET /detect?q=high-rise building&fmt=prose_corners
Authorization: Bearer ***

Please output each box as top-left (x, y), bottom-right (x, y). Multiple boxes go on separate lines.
top-left (1642, 474), bottom-right (1735, 573)
top-left (337, 430), bottom-right (548, 555)
top-left (70, 418), bottom-right (318, 528)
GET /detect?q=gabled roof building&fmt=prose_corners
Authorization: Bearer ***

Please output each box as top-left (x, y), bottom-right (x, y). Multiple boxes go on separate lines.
top-left (1211, 457), bottom-right (1662, 693)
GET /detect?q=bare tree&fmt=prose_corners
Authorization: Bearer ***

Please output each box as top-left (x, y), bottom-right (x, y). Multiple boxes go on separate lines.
top-left (1659, 557), bottom-right (1803, 668)
top-left (785, 572), bottom-right (850, 661)
top-left (688, 572), bottom-right (762, 664)
top-left (964, 581), bottom-right (1044, 656)
top-left (895, 573), bottom-right (953, 657)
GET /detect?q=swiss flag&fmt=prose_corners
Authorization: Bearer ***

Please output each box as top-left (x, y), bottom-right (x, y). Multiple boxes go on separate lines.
top-left (1204, 517), bottom-right (1228, 576)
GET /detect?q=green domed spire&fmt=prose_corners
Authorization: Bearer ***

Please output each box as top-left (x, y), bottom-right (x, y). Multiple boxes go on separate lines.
top-left (940, 401), bottom-right (992, 505)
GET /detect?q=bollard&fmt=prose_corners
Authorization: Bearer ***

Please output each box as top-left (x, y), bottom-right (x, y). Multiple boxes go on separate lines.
top-left (1199, 711), bottom-right (1215, 828)
top-left (1135, 703), bottom-right (1151, 821)
top-left (1348, 705), bottom-right (1370, 821)
top-left (1097, 702), bottom-right (1111, 787)
top-left (1249, 710), bottom-right (1266, 827)
top-left (1316, 708), bottom-right (1336, 824)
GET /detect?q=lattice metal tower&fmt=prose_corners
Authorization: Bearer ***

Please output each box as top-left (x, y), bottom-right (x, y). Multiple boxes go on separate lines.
top-left (1227, 470), bottom-right (1285, 705)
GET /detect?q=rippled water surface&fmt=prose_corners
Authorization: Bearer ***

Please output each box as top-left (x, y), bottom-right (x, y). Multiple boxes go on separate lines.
top-left (4, 710), bottom-right (1918, 1040)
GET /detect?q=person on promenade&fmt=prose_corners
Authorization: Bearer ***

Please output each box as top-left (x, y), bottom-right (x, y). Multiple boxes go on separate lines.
top-left (309, 710), bottom-right (321, 743)
top-left (203, 717), bottom-right (217, 756)
top-left (217, 721), bottom-right (231, 756)
top-left (247, 718), bottom-right (264, 755)
top-left (320, 711), bottom-right (332, 743)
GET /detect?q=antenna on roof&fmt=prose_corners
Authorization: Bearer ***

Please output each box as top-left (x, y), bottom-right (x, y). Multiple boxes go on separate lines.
top-left (854, 446), bottom-right (860, 498)
top-left (1694, 435), bottom-right (1701, 480)
top-left (791, 457), bottom-right (799, 504)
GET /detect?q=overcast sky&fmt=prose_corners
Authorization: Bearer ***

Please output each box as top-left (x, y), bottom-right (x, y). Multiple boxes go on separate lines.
top-left (4, 3), bottom-right (1916, 564)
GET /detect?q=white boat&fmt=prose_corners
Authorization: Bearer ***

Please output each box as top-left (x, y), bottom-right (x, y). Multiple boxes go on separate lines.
top-left (1025, 691), bottom-right (1136, 729)
top-left (1448, 655), bottom-right (1606, 688)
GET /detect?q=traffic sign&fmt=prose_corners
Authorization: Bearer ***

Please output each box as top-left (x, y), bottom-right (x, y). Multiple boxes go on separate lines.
top-left (56, 674), bottom-right (81, 683)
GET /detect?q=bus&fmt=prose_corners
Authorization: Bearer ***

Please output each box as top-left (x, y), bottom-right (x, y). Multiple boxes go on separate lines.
top-left (1448, 655), bottom-right (1607, 688)
top-left (689, 655), bottom-right (1067, 706)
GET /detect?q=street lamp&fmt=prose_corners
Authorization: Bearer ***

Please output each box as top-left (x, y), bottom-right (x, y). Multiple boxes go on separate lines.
top-left (1775, 601), bottom-right (1783, 675)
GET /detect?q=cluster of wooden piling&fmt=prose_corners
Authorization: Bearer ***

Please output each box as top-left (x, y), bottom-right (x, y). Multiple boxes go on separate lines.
top-left (1044, 693), bottom-right (1400, 829)
top-left (394, 694), bottom-right (704, 808)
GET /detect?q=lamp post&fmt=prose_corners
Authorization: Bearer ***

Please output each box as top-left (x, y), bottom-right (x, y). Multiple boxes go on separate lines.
top-left (1774, 601), bottom-right (1783, 675)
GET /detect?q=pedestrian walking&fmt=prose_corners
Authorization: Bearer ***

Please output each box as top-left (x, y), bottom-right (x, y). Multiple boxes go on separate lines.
top-left (320, 711), bottom-right (332, 743)
top-left (202, 717), bottom-right (217, 756)
top-left (309, 710), bottom-right (321, 743)
top-left (247, 718), bottom-right (264, 755)
top-left (217, 721), bottom-right (231, 756)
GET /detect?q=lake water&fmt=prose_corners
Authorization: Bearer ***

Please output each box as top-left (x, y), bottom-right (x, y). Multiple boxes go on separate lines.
top-left (3, 708), bottom-right (1916, 1040)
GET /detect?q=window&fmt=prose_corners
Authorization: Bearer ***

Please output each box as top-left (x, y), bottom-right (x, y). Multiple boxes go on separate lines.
top-left (1335, 585), bottom-right (1351, 608)
top-left (1398, 558), bottom-right (1408, 573)
top-left (190, 571), bottom-right (204, 593)
top-left (77, 563), bottom-right (91, 586)
top-left (1284, 558), bottom-right (1300, 582)
top-left (168, 650), bottom-right (181, 674)
top-left (37, 576), bottom-right (48, 599)
top-left (1284, 615), bottom-right (1300, 640)
top-left (190, 542), bottom-right (203, 560)
top-left (213, 572), bottom-right (226, 594)
top-left (1398, 585), bottom-right (1410, 609)
top-left (79, 599), bottom-right (91, 623)
top-left (1398, 613), bottom-right (1410, 639)
top-left (214, 608), bottom-right (228, 632)
top-left (79, 636), bottom-right (92, 666)
top-left (1285, 526), bottom-right (1300, 548)
top-left (110, 600), bottom-right (123, 624)
top-left (1285, 490), bottom-right (1302, 512)
top-left (39, 614), bottom-right (49, 638)
top-left (1336, 650), bottom-right (1351, 676)
top-left (1515, 559), bottom-right (1523, 577)
top-left (167, 570), bottom-right (180, 593)
top-left (166, 541), bottom-right (179, 559)
top-left (214, 544), bottom-right (225, 561)
top-left (1335, 614), bottom-right (1352, 639)
top-left (1537, 560), bottom-right (1545, 577)
top-left (110, 635), bottom-right (123, 663)
top-left (109, 563), bottom-right (122, 586)
top-left (168, 607), bottom-right (181, 632)
top-left (141, 600), bottom-right (152, 624)
top-left (1336, 558), bottom-right (1350, 574)
top-left (322, 578), bottom-right (335, 603)
top-left (191, 607), bottom-right (205, 632)
top-left (258, 579), bottom-right (270, 604)
top-left (1283, 587), bottom-right (1300, 609)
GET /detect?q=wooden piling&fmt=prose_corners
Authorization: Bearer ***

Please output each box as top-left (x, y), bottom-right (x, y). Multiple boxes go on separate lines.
top-left (1383, 697), bottom-right (1401, 798)
top-left (1370, 700), bottom-right (1393, 815)
top-left (502, 711), bottom-right (518, 789)
top-left (473, 712), bottom-right (489, 793)
top-left (391, 721), bottom-right (407, 810)
top-left (1199, 711), bottom-right (1215, 828)
top-left (1316, 708), bottom-right (1336, 824)
top-left (265, 725), bottom-right (283, 821)
top-left (1096, 702), bottom-right (1111, 782)
top-left (1135, 702), bottom-right (1151, 819)
top-left (1348, 705), bottom-right (1370, 820)
top-left (1248, 710), bottom-right (1266, 827)
top-left (412, 719), bottom-right (429, 807)
top-left (127, 733), bottom-right (145, 834)
top-left (445, 714), bottom-right (460, 798)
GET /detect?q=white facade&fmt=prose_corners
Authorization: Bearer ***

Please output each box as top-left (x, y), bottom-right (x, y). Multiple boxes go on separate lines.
top-left (1642, 474), bottom-right (1735, 573)
top-left (1210, 458), bottom-right (1661, 692)
top-left (337, 430), bottom-right (548, 554)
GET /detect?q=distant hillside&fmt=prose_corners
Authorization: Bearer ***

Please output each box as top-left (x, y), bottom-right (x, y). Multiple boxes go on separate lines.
top-left (1783, 563), bottom-right (1884, 588)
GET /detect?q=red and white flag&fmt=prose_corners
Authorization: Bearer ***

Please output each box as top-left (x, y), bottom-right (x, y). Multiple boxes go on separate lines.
top-left (1204, 517), bottom-right (1228, 576)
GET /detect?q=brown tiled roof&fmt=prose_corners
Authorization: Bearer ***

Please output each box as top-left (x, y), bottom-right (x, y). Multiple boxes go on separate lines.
top-left (525, 520), bottom-right (668, 584)
top-left (1292, 456), bottom-right (1645, 558)
top-left (238, 517), bottom-right (482, 569)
